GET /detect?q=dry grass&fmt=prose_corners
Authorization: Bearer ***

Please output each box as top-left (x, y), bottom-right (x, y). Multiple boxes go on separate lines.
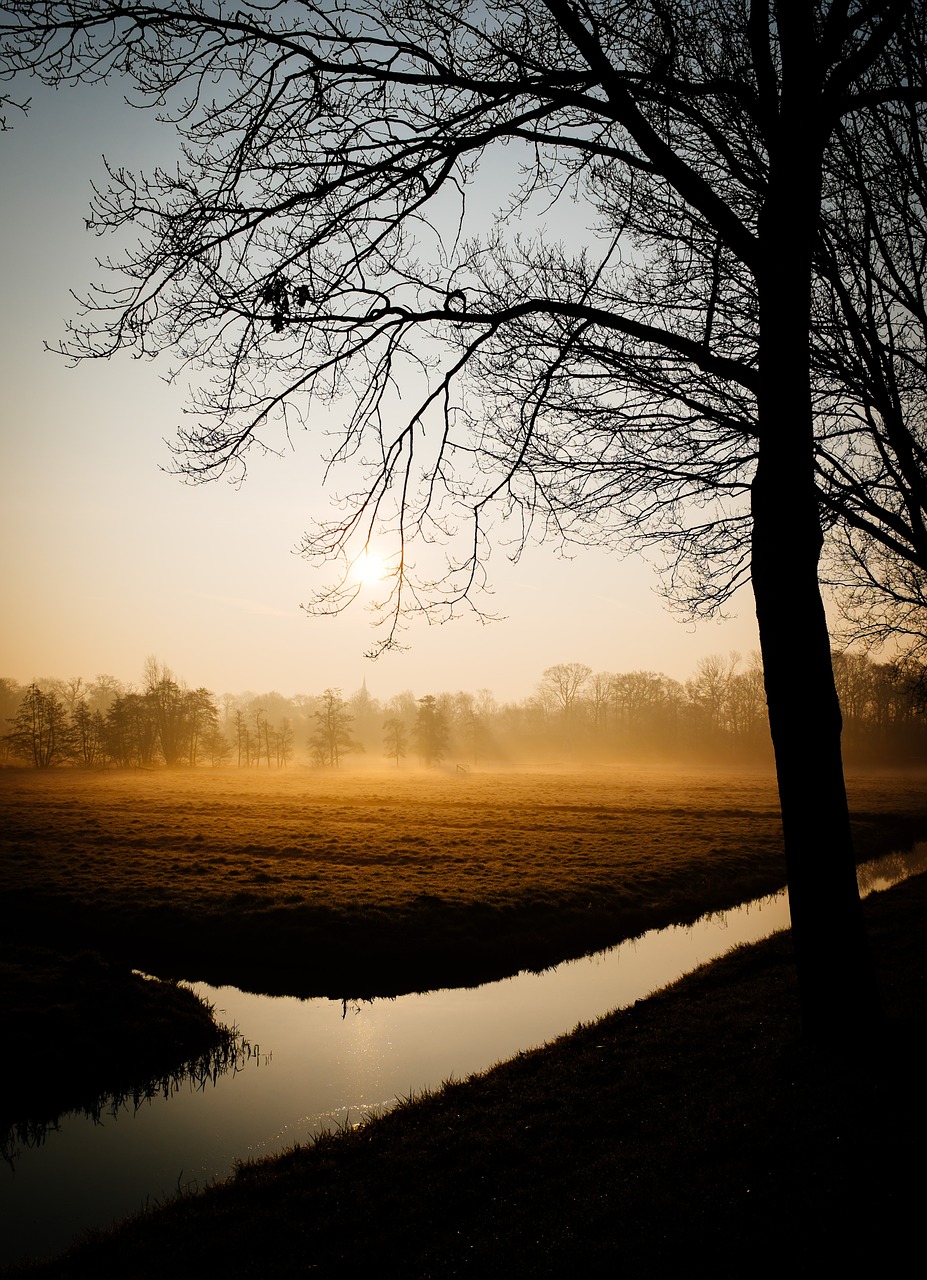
top-left (1, 764), bottom-right (791, 908)
top-left (2, 764), bottom-right (925, 996)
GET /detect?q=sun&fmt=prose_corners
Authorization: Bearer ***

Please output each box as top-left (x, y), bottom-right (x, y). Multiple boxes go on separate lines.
top-left (353, 549), bottom-right (389, 587)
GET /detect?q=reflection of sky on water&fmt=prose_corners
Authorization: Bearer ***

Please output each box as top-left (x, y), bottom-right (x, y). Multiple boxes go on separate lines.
top-left (3, 843), bottom-right (924, 1268)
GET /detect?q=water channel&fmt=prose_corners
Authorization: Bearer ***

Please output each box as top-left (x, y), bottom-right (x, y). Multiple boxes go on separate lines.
top-left (4, 846), bottom-right (926, 1268)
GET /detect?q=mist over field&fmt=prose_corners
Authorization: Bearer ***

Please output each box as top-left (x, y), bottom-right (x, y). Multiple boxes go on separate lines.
top-left (4, 647), bottom-right (927, 774)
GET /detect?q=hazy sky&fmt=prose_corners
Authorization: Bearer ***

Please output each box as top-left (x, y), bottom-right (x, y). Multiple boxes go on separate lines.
top-left (0, 77), bottom-right (767, 702)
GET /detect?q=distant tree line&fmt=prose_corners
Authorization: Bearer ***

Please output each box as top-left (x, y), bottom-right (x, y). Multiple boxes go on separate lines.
top-left (0, 662), bottom-right (228, 771)
top-left (3, 651), bottom-right (927, 771)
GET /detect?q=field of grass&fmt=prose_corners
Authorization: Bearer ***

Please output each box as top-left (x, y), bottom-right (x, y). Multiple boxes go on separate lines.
top-left (2, 763), bottom-right (926, 997)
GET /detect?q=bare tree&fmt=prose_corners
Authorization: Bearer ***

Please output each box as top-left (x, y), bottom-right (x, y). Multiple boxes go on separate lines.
top-left (412, 695), bottom-right (450, 766)
top-left (724, 652), bottom-right (768, 747)
top-left (0, 678), bottom-right (23, 733)
top-left (204, 722), bottom-right (233, 767)
top-left (4, 1), bottom-right (926, 1035)
top-left (232, 708), bottom-right (248, 768)
top-left (455, 692), bottom-right (492, 765)
top-left (277, 716), bottom-right (294, 766)
top-left (144, 659), bottom-right (188, 767)
top-left (251, 706), bottom-right (270, 768)
top-left (86, 674), bottom-right (123, 717)
top-left (587, 672), bottom-right (615, 735)
top-left (309, 688), bottom-right (358, 767)
top-left (185, 686), bottom-right (219, 766)
top-left (541, 663), bottom-right (593, 722)
top-left (686, 654), bottom-right (739, 742)
top-left (611, 671), bottom-right (680, 746)
top-left (4, 683), bottom-right (71, 768)
top-left (70, 698), bottom-right (106, 768)
top-left (382, 715), bottom-right (408, 767)
top-left (812, 36), bottom-right (927, 650)
top-left (102, 690), bottom-right (157, 768)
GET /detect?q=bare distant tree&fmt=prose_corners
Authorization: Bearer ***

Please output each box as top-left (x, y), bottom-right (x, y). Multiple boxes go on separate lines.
top-left (102, 691), bottom-right (157, 768)
top-left (70, 699), bottom-right (105, 768)
top-left (686, 654), bottom-right (740, 741)
top-left (185, 687), bottom-right (219, 766)
top-left (144, 660), bottom-right (188, 767)
top-left (204, 723), bottom-right (232, 767)
top-left (611, 672), bottom-right (683, 747)
top-left (541, 664), bottom-right (593, 723)
top-left (5, 683), bottom-right (71, 768)
top-left (0, 678), bottom-right (22, 730)
top-left (86, 675), bottom-right (123, 717)
top-left (251, 706), bottom-right (270, 768)
top-left (725, 654), bottom-right (768, 746)
top-left (412, 696), bottom-right (450, 767)
top-left (588, 673), bottom-right (616, 735)
top-left (232, 708), bottom-right (248, 768)
top-left (277, 717), bottom-right (294, 767)
top-left (309, 689), bottom-right (358, 767)
top-left (382, 716), bottom-right (408, 768)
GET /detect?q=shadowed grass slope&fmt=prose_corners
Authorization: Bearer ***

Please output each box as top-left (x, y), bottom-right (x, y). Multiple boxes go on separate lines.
top-left (0, 946), bottom-right (236, 1137)
top-left (7, 871), bottom-right (927, 1278)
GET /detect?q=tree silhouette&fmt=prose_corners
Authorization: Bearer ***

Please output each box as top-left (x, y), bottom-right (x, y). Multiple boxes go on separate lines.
top-left (413, 695), bottom-right (450, 767)
top-left (382, 716), bottom-right (408, 767)
top-left (70, 698), bottom-right (105, 768)
top-left (4, 1), bottom-right (927, 1035)
top-left (813, 44), bottom-right (927, 650)
top-left (4, 683), bottom-right (71, 768)
top-left (277, 716), bottom-right (295, 767)
top-left (184, 687), bottom-right (219, 766)
top-left (102, 691), bottom-right (157, 768)
top-left (541, 664), bottom-right (593, 723)
top-left (309, 688), bottom-right (358, 767)
top-left (143, 660), bottom-right (189, 768)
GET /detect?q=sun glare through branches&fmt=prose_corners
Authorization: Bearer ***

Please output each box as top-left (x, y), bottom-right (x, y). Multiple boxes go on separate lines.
top-left (352, 550), bottom-right (390, 589)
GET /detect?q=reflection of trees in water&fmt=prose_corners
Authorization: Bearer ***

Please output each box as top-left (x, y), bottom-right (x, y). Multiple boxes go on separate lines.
top-left (1, 1029), bottom-right (254, 1169)
top-left (857, 844), bottom-right (927, 899)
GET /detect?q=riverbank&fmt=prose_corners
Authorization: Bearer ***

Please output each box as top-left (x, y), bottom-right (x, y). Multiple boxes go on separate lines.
top-left (0, 947), bottom-right (238, 1138)
top-left (7, 868), bottom-right (926, 1276)
top-left (3, 766), bottom-right (926, 996)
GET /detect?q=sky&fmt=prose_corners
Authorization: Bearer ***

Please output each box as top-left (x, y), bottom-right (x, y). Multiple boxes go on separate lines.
top-left (0, 77), bottom-right (766, 704)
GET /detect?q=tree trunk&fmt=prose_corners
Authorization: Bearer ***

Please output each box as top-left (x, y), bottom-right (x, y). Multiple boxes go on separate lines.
top-left (752, 430), bottom-right (881, 1040)
top-left (752, 60), bottom-right (882, 1039)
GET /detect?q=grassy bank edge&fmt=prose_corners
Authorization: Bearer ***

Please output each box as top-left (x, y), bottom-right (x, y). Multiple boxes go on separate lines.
top-left (0, 948), bottom-right (239, 1139)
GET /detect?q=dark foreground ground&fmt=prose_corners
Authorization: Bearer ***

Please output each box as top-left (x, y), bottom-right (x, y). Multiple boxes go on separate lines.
top-left (0, 947), bottom-right (237, 1137)
top-left (6, 870), bottom-right (927, 1279)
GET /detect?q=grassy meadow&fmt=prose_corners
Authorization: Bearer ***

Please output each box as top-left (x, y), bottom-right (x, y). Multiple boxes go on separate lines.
top-left (3, 763), bottom-right (927, 998)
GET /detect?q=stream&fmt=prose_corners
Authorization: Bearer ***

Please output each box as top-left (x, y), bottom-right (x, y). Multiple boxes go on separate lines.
top-left (3, 845), bottom-right (926, 1267)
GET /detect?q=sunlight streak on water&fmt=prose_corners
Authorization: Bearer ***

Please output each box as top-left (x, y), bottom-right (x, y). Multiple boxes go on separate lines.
top-left (3, 844), bottom-right (925, 1266)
